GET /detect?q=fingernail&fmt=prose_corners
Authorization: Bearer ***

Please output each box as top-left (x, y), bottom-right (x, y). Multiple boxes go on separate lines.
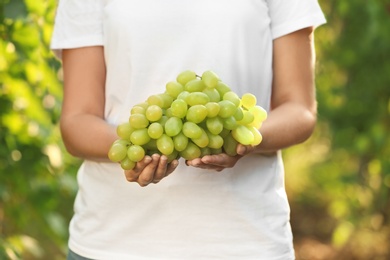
top-left (144, 156), bottom-right (152, 164)
top-left (237, 146), bottom-right (245, 155)
top-left (172, 161), bottom-right (178, 168)
top-left (201, 157), bottom-right (209, 163)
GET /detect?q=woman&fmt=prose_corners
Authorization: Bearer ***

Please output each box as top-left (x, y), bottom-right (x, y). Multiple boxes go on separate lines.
top-left (51, 0), bottom-right (326, 259)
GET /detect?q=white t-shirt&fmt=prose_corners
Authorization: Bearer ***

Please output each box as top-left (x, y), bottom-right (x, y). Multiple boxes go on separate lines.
top-left (51, 1), bottom-right (326, 259)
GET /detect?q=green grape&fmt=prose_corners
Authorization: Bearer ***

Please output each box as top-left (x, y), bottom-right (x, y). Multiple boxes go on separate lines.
top-left (108, 142), bottom-right (128, 162)
top-left (201, 70), bottom-right (220, 88)
top-left (129, 114), bottom-right (149, 129)
top-left (167, 150), bottom-right (179, 163)
top-left (116, 122), bottom-right (134, 140)
top-left (191, 128), bottom-right (209, 148)
top-left (158, 115), bottom-right (169, 127)
top-left (159, 93), bottom-right (174, 108)
top-left (247, 105), bottom-right (267, 129)
top-left (248, 126), bottom-right (263, 146)
top-left (234, 107), bottom-right (244, 121)
top-left (146, 149), bottom-right (160, 156)
top-left (148, 122), bottom-right (164, 139)
top-left (180, 141), bottom-right (201, 160)
top-left (206, 131), bottom-right (224, 149)
top-left (112, 70), bottom-right (267, 164)
top-left (186, 105), bottom-right (208, 123)
top-left (222, 116), bottom-right (237, 130)
top-left (165, 108), bottom-right (174, 118)
top-left (131, 105), bottom-right (146, 115)
top-left (249, 120), bottom-right (263, 129)
top-left (232, 125), bottom-right (254, 145)
top-left (241, 93), bottom-right (257, 109)
top-left (130, 128), bottom-right (150, 145)
top-left (205, 102), bottom-right (220, 118)
top-left (177, 70), bottom-right (197, 86)
top-left (237, 110), bottom-right (254, 125)
top-left (127, 144), bottom-right (145, 162)
top-left (223, 91), bottom-right (241, 107)
top-left (215, 81), bottom-right (231, 97)
top-left (157, 134), bottom-right (174, 155)
top-left (218, 100), bottom-right (237, 118)
top-left (166, 81), bottom-right (184, 98)
top-left (249, 105), bottom-right (268, 122)
top-left (182, 121), bottom-right (202, 139)
top-left (170, 99), bottom-right (188, 118)
top-left (185, 78), bottom-right (206, 92)
top-left (145, 105), bottom-right (163, 122)
top-left (173, 132), bottom-right (189, 151)
top-left (223, 133), bottom-right (239, 156)
top-left (197, 120), bottom-right (207, 129)
top-left (202, 88), bottom-right (221, 102)
top-left (165, 117), bottom-right (183, 137)
top-left (210, 148), bottom-right (223, 155)
top-left (185, 92), bottom-right (210, 106)
top-left (177, 90), bottom-right (190, 101)
top-left (144, 139), bottom-right (158, 150)
top-left (200, 147), bottom-right (212, 157)
top-left (206, 117), bottom-right (224, 135)
top-left (113, 139), bottom-right (131, 146)
top-left (219, 128), bottom-right (231, 138)
top-left (134, 102), bottom-right (149, 110)
top-left (147, 94), bottom-right (164, 107)
top-left (120, 157), bottom-right (136, 170)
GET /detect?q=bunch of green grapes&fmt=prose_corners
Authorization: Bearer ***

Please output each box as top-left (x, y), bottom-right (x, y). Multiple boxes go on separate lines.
top-left (108, 70), bottom-right (268, 170)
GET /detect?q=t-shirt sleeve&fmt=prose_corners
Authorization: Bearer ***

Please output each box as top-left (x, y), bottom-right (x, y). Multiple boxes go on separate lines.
top-left (50, 0), bottom-right (104, 57)
top-left (268, 0), bottom-right (326, 39)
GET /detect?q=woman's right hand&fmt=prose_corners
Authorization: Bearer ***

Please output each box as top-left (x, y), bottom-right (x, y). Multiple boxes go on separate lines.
top-left (124, 154), bottom-right (179, 186)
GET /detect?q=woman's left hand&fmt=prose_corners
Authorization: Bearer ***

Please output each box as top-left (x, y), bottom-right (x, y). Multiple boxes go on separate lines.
top-left (185, 144), bottom-right (255, 171)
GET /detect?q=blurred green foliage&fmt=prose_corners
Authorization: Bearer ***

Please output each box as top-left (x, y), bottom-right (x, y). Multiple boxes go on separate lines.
top-left (0, 0), bottom-right (389, 259)
top-left (0, 0), bottom-right (79, 259)
top-left (284, 0), bottom-right (390, 259)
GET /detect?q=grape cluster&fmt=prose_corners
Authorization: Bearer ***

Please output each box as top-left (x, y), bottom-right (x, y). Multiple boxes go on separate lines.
top-left (108, 70), bottom-right (267, 170)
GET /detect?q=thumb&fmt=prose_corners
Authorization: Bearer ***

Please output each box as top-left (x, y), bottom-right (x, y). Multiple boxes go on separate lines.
top-left (236, 144), bottom-right (247, 155)
top-left (236, 144), bottom-right (253, 156)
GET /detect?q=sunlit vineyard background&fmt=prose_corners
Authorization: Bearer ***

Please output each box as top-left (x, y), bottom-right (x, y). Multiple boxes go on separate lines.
top-left (1, 0), bottom-right (389, 259)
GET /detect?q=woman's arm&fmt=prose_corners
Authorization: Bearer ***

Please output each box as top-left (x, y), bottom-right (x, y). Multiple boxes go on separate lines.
top-left (255, 26), bottom-right (317, 153)
top-left (187, 27), bottom-right (318, 170)
top-left (61, 46), bottom-right (178, 184)
top-left (61, 46), bottom-right (117, 161)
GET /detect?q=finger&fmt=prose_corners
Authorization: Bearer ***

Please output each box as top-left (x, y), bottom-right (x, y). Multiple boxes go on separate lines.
top-left (166, 159), bottom-right (179, 175)
top-left (200, 154), bottom-right (240, 169)
top-left (124, 171), bottom-right (139, 182)
top-left (236, 144), bottom-right (255, 156)
top-left (133, 155), bottom-right (153, 173)
top-left (200, 154), bottom-right (231, 167)
top-left (236, 144), bottom-right (246, 155)
top-left (186, 156), bottom-right (226, 171)
top-left (124, 156), bottom-right (152, 182)
top-left (152, 155), bottom-right (168, 183)
top-left (186, 158), bottom-right (202, 167)
top-left (137, 154), bottom-right (160, 186)
top-left (191, 163), bottom-right (224, 171)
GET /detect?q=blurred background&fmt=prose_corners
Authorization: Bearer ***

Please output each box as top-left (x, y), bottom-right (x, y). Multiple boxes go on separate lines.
top-left (0, 0), bottom-right (389, 259)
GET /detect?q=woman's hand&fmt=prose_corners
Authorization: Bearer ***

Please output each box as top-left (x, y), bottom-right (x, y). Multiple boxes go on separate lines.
top-left (124, 154), bottom-right (179, 186)
top-left (185, 144), bottom-right (255, 172)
